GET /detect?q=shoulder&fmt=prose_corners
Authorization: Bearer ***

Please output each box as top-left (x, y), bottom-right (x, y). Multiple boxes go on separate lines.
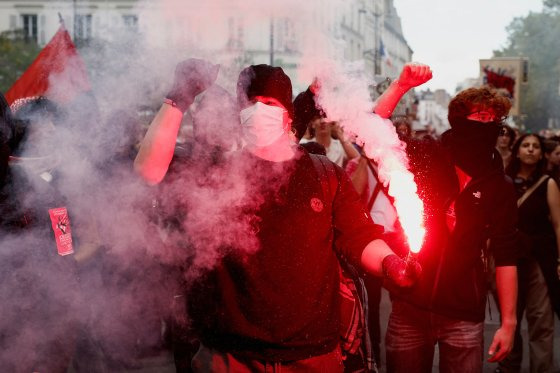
top-left (483, 172), bottom-right (516, 203)
top-left (547, 176), bottom-right (559, 193)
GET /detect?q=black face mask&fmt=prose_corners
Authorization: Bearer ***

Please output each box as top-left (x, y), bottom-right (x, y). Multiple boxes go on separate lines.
top-left (442, 116), bottom-right (502, 176)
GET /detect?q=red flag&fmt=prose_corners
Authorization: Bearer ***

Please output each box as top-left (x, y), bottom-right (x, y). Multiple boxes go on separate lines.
top-left (5, 25), bottom-right (90, 105)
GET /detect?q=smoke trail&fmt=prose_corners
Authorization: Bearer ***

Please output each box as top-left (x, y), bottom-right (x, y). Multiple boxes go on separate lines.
top-left (298, 56), bottom-right (425, 252)
top-left (1, 0), bottom-right (426, 369)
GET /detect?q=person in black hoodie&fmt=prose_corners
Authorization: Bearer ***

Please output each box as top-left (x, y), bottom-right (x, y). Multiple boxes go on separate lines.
top-left (134, 59), bottom-right (423, 372)
top-left (385, 87), bottom-right (521, 373)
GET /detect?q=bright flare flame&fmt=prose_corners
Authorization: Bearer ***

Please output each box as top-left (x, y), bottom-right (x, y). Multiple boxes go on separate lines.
top-left (387, 170), bottom-right (425, 253)
top-left (299, 59), bottom-right (426, 254)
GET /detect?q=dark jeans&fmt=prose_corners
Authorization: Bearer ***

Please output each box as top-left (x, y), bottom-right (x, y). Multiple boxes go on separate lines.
top-left (386, 300), bottom-right (484, 373)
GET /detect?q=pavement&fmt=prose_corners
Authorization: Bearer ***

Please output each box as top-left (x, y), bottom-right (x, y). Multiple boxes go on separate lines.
top-left (376, 289), bottom-right (560, 373)
top-left (76, 289), bottom-right (560, 373)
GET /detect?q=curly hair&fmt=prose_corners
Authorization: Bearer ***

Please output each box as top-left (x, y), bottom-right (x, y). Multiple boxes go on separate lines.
top-left (448, 86), bottom-right (512, 121)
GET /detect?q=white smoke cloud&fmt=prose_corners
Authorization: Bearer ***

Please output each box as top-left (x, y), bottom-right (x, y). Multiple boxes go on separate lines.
top-left (1, 0), bottom-right (425, 368)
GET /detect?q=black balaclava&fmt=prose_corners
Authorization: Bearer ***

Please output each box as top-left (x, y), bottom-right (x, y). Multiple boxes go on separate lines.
top-left (442, 115), bottom-right (502, 177)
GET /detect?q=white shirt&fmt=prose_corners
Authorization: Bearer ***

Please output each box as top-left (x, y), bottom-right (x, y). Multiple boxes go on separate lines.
top-left (300, 137), bottom-right (347, 167)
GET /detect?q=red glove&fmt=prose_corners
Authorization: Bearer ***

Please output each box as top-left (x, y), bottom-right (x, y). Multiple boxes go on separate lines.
top-left (166, 59), bottom-right (219, 113)
top-left (382, 254), bottom-right (422, 288)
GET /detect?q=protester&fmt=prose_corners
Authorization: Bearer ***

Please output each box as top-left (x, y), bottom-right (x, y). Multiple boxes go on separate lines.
top-left (497, 134), bottom-right (560, 373)
top-left (299, 116), bottom-right (359, 167)
top-left (0, 95), bottom-right (82, 372)
top-left (393, 116), bottom-right (413, 140)
top-left (385, 87), bottom-right (521, 373)
top-left (134, 59), bottom-right (424, 372)
top-left (496, 124), bottom-right (516, 169)
top-left (292, 86), bottom-right (327, 156)
top-left (544, 138), bottom-right (560, 182)
top-left (159, 84), bottom-right (241, 372)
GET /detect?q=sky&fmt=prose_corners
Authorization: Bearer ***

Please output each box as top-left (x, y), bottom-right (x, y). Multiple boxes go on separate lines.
top-left (393, 0), bottom-right (544, 94)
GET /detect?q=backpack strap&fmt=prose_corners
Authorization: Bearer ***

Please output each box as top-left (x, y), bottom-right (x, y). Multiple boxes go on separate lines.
top-left (309, 153), bottom-right (377, 372)
top-left (365, 159), bottom-right (394, 208)
top-left (517, 175), bottom-right (549, 207)
top-left (309, 154), bottom-right (338, 209)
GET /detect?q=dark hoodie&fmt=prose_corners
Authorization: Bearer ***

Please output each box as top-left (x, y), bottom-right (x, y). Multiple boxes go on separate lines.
top-left (389, 121), bottom-right (521, 322)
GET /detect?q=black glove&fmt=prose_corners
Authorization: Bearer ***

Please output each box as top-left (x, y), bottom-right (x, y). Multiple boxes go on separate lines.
top-left (382, 254), bottom-right (422, 288)
top-left (166, 59), bottom-right (220, 113)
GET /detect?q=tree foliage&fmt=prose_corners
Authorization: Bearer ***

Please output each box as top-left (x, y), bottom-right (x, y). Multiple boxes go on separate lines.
top-left (494, 1), bottom-right (560, 130)
top-left (544, 0), bottom-right (560, 11)
top-left (0, 30), bottom-right (41, 94)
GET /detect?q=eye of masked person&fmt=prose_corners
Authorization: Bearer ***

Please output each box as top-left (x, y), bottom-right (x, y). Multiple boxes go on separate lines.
top-left (466, 110), bottom-right (495, 123)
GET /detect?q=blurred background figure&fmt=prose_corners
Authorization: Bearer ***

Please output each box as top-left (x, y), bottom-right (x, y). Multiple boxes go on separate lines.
top-left (544, 138), bottom-right (560, 183)
top-left (298, 98), bottom-right (359, 166)
top-left (498, 133), bottom-right (560, 373)
top-left (308, 119), bottom-right (359, 167)
top-left (292, 86), bottom-right (327, 156)
top-left (496, 124), bottom-right (516, 170)
top-left (393, 116), bottom-right (413, 141)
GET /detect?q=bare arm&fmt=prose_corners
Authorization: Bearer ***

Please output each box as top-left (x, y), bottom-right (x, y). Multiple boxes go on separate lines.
top-left (487, 265), bottom-right (518, 362)
top-left (373, 63), bottom-right (432, 119)
top-left (546, 178), bottom-right (560, 279)
top-left (349, 157), bottom-right (369, 195)
top-left (134, 104), bottom-right (183, 185)
top-left (341, 139), bottom-right (360, 161)
top-left (333, 123), bottom-right (359, 161)
top-left (134, 58), bottom-right (219, 184)
top-left (360, 238), bottom-right (394, 276)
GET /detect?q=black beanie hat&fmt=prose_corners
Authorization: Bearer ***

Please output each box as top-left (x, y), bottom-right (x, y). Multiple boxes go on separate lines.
top-left (237, 64), bottom-right (294, 121)
top-left (292, 87), bottom-right (325, 141)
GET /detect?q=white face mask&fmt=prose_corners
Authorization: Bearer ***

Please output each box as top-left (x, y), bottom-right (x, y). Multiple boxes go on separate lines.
top-left (240, 101), bottom-right (286, 147)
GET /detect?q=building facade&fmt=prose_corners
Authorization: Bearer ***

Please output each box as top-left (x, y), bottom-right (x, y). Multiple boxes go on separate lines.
top-left (0, 0), bottom-right (412, 95)
top-left (416, 88), bottom-right (450, 135)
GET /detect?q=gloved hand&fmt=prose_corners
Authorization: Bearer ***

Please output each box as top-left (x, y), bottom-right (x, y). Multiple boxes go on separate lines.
top-left (382, 254), bottom-right (422, 288)
top-left (166, 58), bottom-right (220, 113)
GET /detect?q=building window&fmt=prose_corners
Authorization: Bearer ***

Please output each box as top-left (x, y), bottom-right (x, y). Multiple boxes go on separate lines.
top-left (21, 14), bottom-right (38, 42)
top-left (122, 15), bottom-right (138, 31)
top-left (75, 14), bottom-right (92, 42)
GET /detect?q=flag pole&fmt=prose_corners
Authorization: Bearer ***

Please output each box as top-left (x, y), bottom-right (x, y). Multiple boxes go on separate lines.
top-left (58, 13), bottom-right (65, 29)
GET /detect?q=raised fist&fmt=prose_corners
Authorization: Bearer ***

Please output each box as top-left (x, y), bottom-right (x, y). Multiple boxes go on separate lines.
top-left (166, 58), bottom-right (220, 112)
top-left (382, 254), bottom-right (422, 288)
top-left (397, 63), bottom-right (432, 90)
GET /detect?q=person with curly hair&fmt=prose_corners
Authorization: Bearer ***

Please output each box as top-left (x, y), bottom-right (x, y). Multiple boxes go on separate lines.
top-left (385, 86), bottom-right (521, 373)
top-left (497, 133), bottom-right (560, 373)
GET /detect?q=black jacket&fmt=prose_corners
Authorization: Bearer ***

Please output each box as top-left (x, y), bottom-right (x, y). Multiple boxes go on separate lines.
top-left (391, 144), bottom-right (520, 322)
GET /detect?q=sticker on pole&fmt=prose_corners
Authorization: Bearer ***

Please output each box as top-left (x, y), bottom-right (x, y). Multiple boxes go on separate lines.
top-left (48, 207), bottom-right (74, 256)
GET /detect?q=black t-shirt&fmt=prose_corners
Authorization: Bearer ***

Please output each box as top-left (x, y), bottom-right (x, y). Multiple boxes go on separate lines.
top-left (189, 148), bottom-right (379, 361)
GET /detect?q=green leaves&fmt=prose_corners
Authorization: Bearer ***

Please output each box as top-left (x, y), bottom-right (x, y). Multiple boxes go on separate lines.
top-left (494, 3), bottom-right (560, 131)
top-left (0, 30), bottom-right (41, 93)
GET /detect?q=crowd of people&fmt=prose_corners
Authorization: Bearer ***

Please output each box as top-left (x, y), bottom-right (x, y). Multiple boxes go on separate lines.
top-left (0, 57), bottom-right (559, 373)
